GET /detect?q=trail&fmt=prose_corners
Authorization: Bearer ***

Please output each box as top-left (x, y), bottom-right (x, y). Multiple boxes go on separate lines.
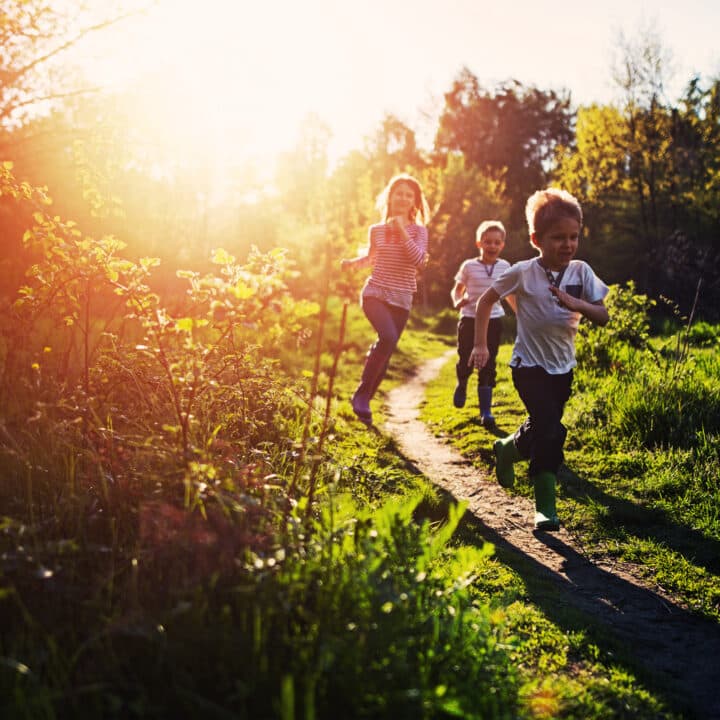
top-left (384, 352), bottom-right (720, 720)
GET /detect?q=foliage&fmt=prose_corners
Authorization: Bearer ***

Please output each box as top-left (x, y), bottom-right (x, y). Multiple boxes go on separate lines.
top-left (0, 0), bottom-right (145, 130)
top-left (554, 30), bottom-right (720, 319)
top-left (1, 165), bottom-right (523, 719)
top-left (424, 154), bottom-right (509, 306)
top-left (435, 68), bottom-right (574, 229)
top-left (575, 281), bottom-right (655, 372)
top-left (0, 487), bottom-right (521, 719)
top-left (686, 320), bottom-right (720, 347)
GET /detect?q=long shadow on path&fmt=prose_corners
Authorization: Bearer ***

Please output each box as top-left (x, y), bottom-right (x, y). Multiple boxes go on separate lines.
top-left (460, 502), bottom-right (720, 720)
top-left (384, 353), bottom-right (720, 720)
top-left (559, 465), bottom-right (720, 577)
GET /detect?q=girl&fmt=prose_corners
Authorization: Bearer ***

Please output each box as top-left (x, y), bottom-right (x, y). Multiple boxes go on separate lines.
top-left (341, 174), bottom-right (430, 426)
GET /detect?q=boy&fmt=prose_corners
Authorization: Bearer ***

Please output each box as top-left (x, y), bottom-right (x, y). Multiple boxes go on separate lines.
top-left (469, 189), bottom-right (609, 531)
top-left (451, 221), bottom-right (515, 426)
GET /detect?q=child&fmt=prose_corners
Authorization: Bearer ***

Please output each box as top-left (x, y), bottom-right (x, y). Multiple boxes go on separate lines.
top-left (451, 220), bottom-right (515, 425)
top-left (469, 188), bottom-right (609, 531)
top-left (341, 173), bottom-right (430, 426)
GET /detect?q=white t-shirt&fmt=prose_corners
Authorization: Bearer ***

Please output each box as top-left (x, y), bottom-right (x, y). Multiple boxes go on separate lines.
top-left (455, 258), bottom-right (511, 319)
top-left (491, 258), bottom-right (609, 374)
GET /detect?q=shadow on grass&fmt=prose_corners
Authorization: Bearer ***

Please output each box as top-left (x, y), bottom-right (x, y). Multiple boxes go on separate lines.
top-left (558, 464), bottom-right (720, 576)
top-left (419, 480), bottom-right (720, 720)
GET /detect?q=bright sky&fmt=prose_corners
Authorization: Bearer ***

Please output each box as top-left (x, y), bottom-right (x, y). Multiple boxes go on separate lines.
top-left (75, 0), bottom-right (720, 175)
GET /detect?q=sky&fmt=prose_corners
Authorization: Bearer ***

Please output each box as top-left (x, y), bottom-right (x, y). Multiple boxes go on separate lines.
top-left (74, 0), bottom-right (720, 172)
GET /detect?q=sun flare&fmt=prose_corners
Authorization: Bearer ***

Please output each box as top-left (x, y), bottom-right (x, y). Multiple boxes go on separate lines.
top-left (76, 0), bottom-right (360, 190)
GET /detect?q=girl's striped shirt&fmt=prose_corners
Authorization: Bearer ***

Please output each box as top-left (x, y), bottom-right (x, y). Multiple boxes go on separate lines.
top-left (361, 223), bottom-right (428, 310)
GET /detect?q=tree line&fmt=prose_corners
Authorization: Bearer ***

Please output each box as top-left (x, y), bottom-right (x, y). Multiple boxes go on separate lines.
top-left (1, 4), bottom-right (718, 320)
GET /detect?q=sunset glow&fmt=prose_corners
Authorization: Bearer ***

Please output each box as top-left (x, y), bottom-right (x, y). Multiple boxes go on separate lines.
top-left (75, 0), bottom-right (367, 182)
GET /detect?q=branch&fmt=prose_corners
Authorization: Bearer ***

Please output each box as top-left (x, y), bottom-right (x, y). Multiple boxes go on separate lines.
top-left (4, 5), bottom-right (154, 88)
top-left (0, 85), bottom-right (106, 122)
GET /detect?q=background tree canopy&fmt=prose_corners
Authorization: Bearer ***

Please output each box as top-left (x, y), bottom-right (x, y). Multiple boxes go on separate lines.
top-left (1, 6), bottom-right (718, 319)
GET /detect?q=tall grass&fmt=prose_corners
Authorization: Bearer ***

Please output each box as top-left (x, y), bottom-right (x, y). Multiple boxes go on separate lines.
top-left (0, 168), bottom-right (695, 718)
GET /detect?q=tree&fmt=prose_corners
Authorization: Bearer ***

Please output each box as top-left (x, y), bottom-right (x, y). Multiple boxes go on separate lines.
top-left (0, 0), bottom-right (149, 134)
top-left (275, 112), bottom-right (332, 224)
top-left (424, 154), bottom-right (507, 307)
top-left (552, 103), bottom-right (640, 283)
top-left (554, 25), bottom-right (720, 318)
top-left (434, 68), bottom-right (574, 227)
top-left (364, 113), bottom-right (427, 186)
top-left (610, 24), bottom-right (675, 293)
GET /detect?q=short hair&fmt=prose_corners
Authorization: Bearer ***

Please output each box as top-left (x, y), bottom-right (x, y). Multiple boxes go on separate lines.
top-left (377, 173), bottom-right (430, 225)
top-left (476, 220), bottom-right (506, 243)
top-left (525, 188), bottom-right (583, 237)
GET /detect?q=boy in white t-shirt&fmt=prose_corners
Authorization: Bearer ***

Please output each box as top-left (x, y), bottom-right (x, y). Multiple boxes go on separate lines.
top-left (450, 221), bottom-right (515, 426)
top-left (470, 189), bottom-right (609, 531)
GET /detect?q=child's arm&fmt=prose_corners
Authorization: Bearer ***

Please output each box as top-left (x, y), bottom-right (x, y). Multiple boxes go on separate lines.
top-left (551, 287), bottom-right (609, 326)
top-left (391, 219), bottom-right (427, 267)
top-left (503, 293), bottom-right (517, 314)
top-left (341, 254), bottom-right (372, 270)
top-left (340, 231), bottom-right (378, 270)
top-left (469, 288), bottom-right (500, 369)
top-left (451, 280), bottom-right (468, 308)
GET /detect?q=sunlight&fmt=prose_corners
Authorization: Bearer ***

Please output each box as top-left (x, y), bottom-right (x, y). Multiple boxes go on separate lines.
top-left (76, 0), bottom-right (355, 189)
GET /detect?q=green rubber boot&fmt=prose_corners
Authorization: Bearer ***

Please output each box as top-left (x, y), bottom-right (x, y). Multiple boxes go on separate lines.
top-left (493, 435), bottom-right (522, 488)
top-left (533, 472), bottom-right (560, 531)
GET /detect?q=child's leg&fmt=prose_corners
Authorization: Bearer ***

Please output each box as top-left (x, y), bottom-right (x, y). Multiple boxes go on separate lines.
top-left (477, 318), bottom-right (502, 423)
top-left (511, 367), bottom-right (572, 474)
top-left (493, 434), bottom-right (523, 487)
top-left (366, 304), bottom-right (408, 399)
top-left (511, 367), bottom-right (573, 530)
top-left (453, 317), bottom-right (475, 407)
top-left (353, 297), bottom-right (409, 417)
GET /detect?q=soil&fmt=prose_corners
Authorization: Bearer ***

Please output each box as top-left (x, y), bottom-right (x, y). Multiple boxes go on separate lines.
top-left (383, 352), bottom-right (720, 720)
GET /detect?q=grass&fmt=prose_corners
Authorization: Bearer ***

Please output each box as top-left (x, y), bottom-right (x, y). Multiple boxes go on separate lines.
top-left (418, 318), bottom-right (720, 709)
top-left (0, 284), bottom-right (706, 719)
top-left (356, 321), bottom-right (683, 719)
top-left (420, 332), bottom-right (720, 620)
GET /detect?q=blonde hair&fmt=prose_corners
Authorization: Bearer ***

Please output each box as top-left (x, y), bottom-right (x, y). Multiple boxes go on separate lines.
top-left (376, 173), bottom-right (430, 225)
top-left (476, 220), bottom-right (506, 244)
top-left (525, 188), bottom-right (583, 237)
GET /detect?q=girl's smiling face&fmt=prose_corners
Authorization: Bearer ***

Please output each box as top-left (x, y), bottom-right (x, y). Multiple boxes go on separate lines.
top-left (388, 182), bottom-right (416, 219)
top-left (532, 216), bottom-right (580, 271)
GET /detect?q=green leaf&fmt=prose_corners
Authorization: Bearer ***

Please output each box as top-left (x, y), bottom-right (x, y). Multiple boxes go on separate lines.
top-left (211, 248), bottom-right (236, 265)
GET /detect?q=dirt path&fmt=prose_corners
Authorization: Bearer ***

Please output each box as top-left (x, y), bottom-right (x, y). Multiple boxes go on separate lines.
top-left (384, 352), bottom-right (720, 720)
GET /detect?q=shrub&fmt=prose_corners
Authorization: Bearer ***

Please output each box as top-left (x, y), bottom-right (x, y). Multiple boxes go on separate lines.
top-left (576, 282), bottom-right (654, 373)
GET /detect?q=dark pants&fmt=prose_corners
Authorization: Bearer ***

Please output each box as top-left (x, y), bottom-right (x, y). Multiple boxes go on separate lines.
top-left (511, 366), bottom-right (573, 476)
top-left (456, 316), bottom-right (502, 387)
top-left (354, 296), bottom-right (410, 403)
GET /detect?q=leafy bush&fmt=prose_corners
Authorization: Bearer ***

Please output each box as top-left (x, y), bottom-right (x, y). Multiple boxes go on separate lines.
top-left (0, 492), bottom-right (520, 719)
top-left (687, 320), bottom-right (720, 347)
top-left (576, 282), bottom-right (654, 372)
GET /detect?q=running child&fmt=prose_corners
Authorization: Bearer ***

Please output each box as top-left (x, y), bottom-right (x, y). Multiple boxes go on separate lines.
top-left (451, 220), bottom-right (515, 426)
top-left (470, 188), bottom-right (609, 531)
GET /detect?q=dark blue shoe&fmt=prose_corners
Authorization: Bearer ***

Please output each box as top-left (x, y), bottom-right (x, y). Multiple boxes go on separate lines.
top-left (351, 394), bottom-right (373, 426)
top-left (453, 383), bottom-right (467, 408)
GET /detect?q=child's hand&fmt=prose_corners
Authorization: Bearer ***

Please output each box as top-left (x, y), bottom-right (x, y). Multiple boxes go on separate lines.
top-left (550, 286), bottom-right (580, 311)
top-left (469, 346), bottom-right (489, 369)
top-left (388, 216), bottom-right (408, 230)
top-left (340, 259), bottom-right (351, 271)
